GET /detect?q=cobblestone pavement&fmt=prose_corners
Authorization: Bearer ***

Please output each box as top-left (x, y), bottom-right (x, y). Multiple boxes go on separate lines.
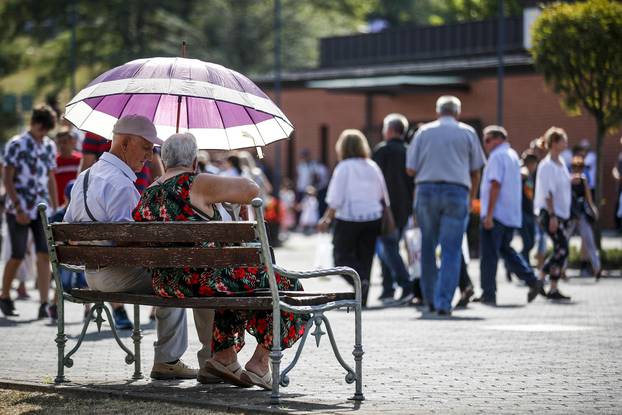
top-left (1, 233), bottom-right (621, 414)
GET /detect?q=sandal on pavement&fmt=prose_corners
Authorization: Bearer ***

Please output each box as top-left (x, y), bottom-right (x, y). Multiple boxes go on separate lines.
top-left (240, 369), bottom-right (273, 390)
top-left (205, 359), bottom-right (252, 388)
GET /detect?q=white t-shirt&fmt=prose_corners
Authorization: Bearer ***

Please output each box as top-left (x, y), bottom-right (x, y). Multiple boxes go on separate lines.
top-left (480, 142), bottom-right (522, 228)
top-left (534, 155), bottom-right (571, 220)
top-left (325, 158), bottom-right (389, 222)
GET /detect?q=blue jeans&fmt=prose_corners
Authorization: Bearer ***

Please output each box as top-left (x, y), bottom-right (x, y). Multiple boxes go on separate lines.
top-left (415, 183), bottom-right (469, 311)
top-left (377, 227), bottom-right (412, 296)
top-left (518, 213), bottom-right (535, 264)
top-left (480, 220), bottom-right (538, 301)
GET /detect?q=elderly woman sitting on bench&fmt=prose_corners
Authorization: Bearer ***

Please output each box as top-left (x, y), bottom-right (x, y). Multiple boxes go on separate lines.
top-left (132, 133), bottom-right (307, 390)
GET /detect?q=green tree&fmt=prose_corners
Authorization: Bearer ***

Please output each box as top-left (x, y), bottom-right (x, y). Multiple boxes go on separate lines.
top-left (531, 0), bottom-right (622, 224)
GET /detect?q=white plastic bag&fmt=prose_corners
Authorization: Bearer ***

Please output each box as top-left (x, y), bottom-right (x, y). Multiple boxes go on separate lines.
top-left (313, 233), bottom-right (334, 269)
top-left (404, 227), bottom-right (421, 279)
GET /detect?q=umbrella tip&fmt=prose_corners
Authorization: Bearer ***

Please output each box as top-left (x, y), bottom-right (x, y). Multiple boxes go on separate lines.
top-left (181, 41), bottom-right (187, 58)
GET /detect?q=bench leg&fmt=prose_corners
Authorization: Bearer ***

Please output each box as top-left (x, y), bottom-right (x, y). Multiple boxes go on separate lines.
top-left (270, 348), bottom-right (282, 405)
top-left (351, 303), bottom-right (365, 401)
top-left (131, 304), bottom-right (143, 379)
top-left (54, 297), bottom-right (67, 384)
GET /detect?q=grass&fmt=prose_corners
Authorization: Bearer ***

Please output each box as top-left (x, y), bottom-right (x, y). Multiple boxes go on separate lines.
top-left (0, 388), bottom-right (241, 415)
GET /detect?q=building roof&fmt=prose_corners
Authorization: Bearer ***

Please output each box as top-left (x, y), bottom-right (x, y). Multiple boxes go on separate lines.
top-left (254, 13), bottom-right (536, 89)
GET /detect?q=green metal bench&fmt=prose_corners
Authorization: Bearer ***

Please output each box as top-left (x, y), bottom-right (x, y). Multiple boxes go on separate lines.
top-left (39, 198), bottom-right (364, 404)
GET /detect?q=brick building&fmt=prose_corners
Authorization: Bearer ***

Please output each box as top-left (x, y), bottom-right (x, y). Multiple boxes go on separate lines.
top-left (256, 7), bottom-right (622, 227)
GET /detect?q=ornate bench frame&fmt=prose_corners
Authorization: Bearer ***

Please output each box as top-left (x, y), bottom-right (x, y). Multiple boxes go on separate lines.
top-left (40, 198), bottom-right (364, 404)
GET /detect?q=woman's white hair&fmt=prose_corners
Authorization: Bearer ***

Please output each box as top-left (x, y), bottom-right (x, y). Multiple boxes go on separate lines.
top-left (161, 133), bottom-right (198, 169)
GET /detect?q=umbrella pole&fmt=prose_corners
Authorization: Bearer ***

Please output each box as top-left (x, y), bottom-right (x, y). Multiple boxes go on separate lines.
top-left (176, 41), bottom-right (187, 134)
top-left (175, 96), bottom-right (182, 133)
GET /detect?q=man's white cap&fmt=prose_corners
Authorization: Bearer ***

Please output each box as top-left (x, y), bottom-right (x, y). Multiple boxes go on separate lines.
top-left (112, 115), bottom-right (163, 145)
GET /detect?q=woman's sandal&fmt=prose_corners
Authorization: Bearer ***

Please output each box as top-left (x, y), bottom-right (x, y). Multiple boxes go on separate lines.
top-left (205, 358), bottom-right (252, 388)
top-left (240, 369), bottom-right (273, 390)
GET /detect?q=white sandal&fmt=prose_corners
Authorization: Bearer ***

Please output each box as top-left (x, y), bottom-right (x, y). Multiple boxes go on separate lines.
top-left (205, 359), bottom-right (252, 388)
top-left (240, 369), bottom-right (273, 390)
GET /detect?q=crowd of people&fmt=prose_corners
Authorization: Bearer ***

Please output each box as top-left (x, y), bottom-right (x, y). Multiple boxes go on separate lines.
top-left (313, 95), bottom-right (612, 313)
top-left (0, 95), bottom-right (617, 385)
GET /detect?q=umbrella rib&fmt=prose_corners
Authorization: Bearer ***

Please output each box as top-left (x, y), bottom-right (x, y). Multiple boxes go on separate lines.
top-left (152, 93), bottom-right (164, 128)
top-left (274, 116), bottom-right (291, 140)
top-left (214, 101), bottom-right (232, 151)
top-left (241, 106), bottom-right (267, 147)
top-left (185, 96), bottom-right (189, 133)
top-left (116, 94), bottom-right (134, 120)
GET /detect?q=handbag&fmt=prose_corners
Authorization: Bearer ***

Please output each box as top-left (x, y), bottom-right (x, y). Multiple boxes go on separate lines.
top-left (381, 201), bottom-right (396, 236)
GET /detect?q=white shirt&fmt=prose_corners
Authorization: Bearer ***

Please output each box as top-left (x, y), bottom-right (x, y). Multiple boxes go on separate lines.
top-left (534, 155), bottom-right (571, 220)
top-left (64, 152), bottom-right (139, 223)
top-left (325, 158), bottom-right (390, 222)
top-left (480, 143), bottom-right (522, 228)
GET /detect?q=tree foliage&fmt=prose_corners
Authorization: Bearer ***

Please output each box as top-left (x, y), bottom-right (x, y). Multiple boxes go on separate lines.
top-left (531, 0), bottom-right (622, 222)
top-left (531, 0), bottom-right (622, 131)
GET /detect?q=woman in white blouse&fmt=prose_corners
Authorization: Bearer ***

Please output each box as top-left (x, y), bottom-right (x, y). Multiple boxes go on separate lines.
top-left (319, 129), bottom-right (390, 307)
top-left (534, 127), bottom-right (572, 301)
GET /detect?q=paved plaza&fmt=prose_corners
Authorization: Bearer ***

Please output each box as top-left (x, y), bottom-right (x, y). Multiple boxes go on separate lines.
top-left (1, 233), bottom-right (621, 414)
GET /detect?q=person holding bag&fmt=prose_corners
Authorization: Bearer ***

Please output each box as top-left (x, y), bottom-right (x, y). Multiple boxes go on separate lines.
top-left (318, 129), bottom-right (390, 307)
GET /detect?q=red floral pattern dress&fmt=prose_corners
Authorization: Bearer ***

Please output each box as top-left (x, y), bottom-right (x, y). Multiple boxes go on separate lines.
top-left (132, 173), bottom-right (307, 352)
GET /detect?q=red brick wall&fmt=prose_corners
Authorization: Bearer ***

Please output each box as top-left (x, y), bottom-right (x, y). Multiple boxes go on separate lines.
top-left (262, 73), bottom-right (622, 227)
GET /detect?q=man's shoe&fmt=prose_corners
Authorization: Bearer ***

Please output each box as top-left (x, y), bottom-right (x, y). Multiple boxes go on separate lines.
top-left (151, 360), bottom-right (198, 380)
top-left (547, 289), bottom-right (571, 301)
top-left (410, 297), bottom-right (425, 307)
top-left (388, 290), bottom-right (415, 306)
top-left (473, 296), bottom-right (496, 306)
top-left (197, 366), bottom-right (223, 384)
top-left (113, 306), bottom-right (133, 330)
top-left (378, 292), bottom-right (395, 303)
top-left (0, 298), bottom-right (19, 317)
top-left (527, 280), bottom-right (545, 303)
top-left (48, 304), bottom-right (58, 322)
top-left (37, 302), bottom-right (49, 319)
top-left (437, 309), bottom-right (452, 317)
top-left (455, 286), bottom-right (474, 309)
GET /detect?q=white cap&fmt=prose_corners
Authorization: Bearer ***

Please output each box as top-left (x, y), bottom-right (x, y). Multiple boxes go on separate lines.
top-left (112, 115), bottom-right (163, 145)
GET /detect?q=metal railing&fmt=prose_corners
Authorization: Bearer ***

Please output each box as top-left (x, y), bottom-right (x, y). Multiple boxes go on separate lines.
top-left (320, 16), bottom-right (524, 68)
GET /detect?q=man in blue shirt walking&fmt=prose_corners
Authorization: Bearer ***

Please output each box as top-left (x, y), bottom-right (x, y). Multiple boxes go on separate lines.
top-left (477, 125), bottom-right (545, 305)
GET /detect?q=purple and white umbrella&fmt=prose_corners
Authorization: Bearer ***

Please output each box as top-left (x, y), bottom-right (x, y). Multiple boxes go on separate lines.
top-left (64, 57), bottom-right (293, 151)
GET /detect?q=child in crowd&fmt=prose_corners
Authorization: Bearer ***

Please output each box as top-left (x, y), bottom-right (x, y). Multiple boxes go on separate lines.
top-left (279, 178), bottom-right (296, 233)
top-left (298, 185), bottom-right (319, 235)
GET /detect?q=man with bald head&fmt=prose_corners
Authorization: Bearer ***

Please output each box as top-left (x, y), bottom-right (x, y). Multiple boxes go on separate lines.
top-left (64, 115), bottom-right (214, 382)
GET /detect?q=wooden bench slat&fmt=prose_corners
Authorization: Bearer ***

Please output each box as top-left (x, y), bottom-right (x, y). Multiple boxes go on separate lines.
top-left (68, 289), bottom-right (355, 310)
top-left (51, 222), bottom-right (257, 243)
top-left (57, 246), bottom-right (262, 268)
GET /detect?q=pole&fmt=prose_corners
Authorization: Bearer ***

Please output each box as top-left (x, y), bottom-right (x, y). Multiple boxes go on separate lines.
top-left (176, 41), bottom-right (187, 133)
top-left (496, 0), bottom-right (505, 126)
top-left (69, 0), bottom-right (77, 97)
top-left (273, 0), bottom-right (282, 198)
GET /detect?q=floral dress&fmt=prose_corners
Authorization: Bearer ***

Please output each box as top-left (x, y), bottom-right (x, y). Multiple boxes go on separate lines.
top-left (132, 173), bottom-right (307, 352)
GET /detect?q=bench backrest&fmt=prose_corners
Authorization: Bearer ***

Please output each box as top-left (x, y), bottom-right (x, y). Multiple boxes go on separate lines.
top-left (48, 221), bottom-right (263, 268)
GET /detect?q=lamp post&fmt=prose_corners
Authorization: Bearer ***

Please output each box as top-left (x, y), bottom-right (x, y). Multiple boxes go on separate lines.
top-left (69, 0), bottom-right (77, 97)
top-left (497, 0), bottom-right (505, 126)
top-left (273, 0), bottom-right (282, 198)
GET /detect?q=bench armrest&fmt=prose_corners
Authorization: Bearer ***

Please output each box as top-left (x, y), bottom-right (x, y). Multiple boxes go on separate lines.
top-left (273, 265), bottom-right (362, 306)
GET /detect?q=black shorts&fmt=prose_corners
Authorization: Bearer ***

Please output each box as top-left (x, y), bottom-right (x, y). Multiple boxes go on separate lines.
top-left (5, 213), bottom-right (49, 260)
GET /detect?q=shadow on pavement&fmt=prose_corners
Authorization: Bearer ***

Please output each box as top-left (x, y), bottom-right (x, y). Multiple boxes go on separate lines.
top-left (0, 318), bottom-right (39, 327)
top-left (77, 381), bottom-right (361, 413)
top-left (416, 315), bottom-right (485, 321)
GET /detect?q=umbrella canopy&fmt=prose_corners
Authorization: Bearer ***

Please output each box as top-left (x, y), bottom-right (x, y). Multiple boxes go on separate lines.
top-left (64, 57), bottom-right (293, 150)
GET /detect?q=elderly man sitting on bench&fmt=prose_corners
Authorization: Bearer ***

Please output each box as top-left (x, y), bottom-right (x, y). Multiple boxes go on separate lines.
top-left (64, 115), bottom-right (214, 382)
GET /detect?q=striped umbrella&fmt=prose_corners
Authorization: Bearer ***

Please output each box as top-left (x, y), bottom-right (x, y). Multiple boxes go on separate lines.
top-left (64, 57), bottom-right (293, 152)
